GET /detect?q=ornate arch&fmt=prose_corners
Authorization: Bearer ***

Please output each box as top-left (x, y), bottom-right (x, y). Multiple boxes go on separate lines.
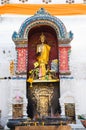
top-left (12, 8), bottom-right (73, 45)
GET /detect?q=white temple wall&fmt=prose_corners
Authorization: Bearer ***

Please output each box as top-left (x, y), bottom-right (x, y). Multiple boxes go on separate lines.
top-left (0, 0), bottom-right (84, 5)
top-left (0, 14), bottom-right (86, 126)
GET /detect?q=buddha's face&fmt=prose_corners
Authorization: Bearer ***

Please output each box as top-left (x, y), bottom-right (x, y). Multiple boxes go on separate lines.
top-left (41, 37), bottom-right (45, 43)
top-left (40, 33), bottom-right (45, 43)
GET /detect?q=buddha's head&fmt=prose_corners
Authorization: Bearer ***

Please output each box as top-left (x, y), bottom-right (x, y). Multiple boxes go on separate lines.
top-left (40, 33), bottom-right (46, 43)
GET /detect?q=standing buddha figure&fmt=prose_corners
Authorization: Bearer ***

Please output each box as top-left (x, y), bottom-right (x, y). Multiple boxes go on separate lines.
top-left (37, 33), bottom-right (51, 79)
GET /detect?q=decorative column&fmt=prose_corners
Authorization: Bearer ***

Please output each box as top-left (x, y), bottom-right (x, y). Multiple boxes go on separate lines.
top-left (59, 46), bottom-right (71, 75)
top-left (16, 47), bottom-right (28, 74)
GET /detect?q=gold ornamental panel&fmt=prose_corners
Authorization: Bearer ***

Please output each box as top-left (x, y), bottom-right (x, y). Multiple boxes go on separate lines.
top-left (39, 95), bottom-right (49, 116)
top-left (30, 83), bottom-right (54, 117)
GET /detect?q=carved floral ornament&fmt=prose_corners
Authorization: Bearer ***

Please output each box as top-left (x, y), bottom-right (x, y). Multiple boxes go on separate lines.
top-left (13, 96), bottom-right (23, 104)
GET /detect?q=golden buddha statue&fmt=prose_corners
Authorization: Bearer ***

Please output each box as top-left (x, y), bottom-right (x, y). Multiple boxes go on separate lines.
top-left (37, 33), bottom-right (51, 79)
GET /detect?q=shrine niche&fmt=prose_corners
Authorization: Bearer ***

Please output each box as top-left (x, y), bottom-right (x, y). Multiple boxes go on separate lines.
top-left (12, 96), bottom-right (23, 119)
top-left (30, 84), bottom-right (54, 117)
top-left (65, 103), bottom-right (76, 123)
top-left (12, 8), bottom-right (73, 75)
top-left (12, 8), bottom-right (73, 118)
top-left (12, 104), bottom-right (23, 118)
